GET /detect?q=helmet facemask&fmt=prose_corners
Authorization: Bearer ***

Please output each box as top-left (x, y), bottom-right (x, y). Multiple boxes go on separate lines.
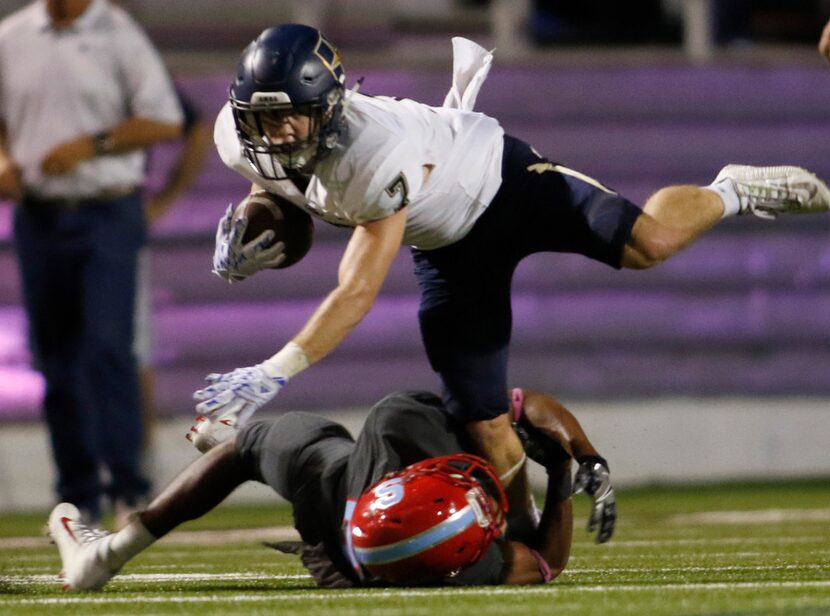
top-left (231, 87), bottom-right (344, 180)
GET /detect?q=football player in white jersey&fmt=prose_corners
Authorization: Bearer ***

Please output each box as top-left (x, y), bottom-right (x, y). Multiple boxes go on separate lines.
top-left (193, 24), bottom-right (830, 526)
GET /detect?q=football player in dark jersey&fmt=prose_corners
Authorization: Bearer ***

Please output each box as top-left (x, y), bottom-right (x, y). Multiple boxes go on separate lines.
top-left (48, 388), bottom-right (615, 590)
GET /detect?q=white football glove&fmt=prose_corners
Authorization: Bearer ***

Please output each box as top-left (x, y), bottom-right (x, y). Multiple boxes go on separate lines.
top-left (212, 202), bottom-right (286, 283)
top-left (192, 364), bottom-right (287, 427)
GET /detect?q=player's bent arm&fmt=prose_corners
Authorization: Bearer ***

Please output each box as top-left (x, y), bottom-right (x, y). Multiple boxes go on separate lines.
top-left (99, 116), bottom-right (184, 152)
top-left (521, 390), bottom-right (602, 462)
top-left (519, 390), bottom-right (617, 544)
top-left (146, 118), bottom-right (212, 222)
top-left (41, 117), bottom-right (184, 176)
top-left (501, 463), bottom-right (574, 585)
top-left (292, 206), bottom-right (407, 364)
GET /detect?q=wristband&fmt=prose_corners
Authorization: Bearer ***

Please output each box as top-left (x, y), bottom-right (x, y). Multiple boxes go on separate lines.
top-left (92, 131), bottom-right (114, 156)
top-left (577, 455), bottom-right (609, 472)
top-left (510, 387), bottom-right (525, 422)
top-left (261, 341), bottom-right (310, 379)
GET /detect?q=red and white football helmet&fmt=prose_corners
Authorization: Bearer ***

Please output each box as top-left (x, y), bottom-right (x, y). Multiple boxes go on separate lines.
top-left (350, 453), bottom-right (508, 583)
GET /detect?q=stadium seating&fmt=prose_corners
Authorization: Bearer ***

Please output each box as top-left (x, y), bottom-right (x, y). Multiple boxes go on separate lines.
top-left (1, 61), bottom-right (829, 419)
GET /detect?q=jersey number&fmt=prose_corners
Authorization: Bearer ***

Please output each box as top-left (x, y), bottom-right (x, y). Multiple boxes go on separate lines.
top-left (385, 173), bottom-right (410, 211)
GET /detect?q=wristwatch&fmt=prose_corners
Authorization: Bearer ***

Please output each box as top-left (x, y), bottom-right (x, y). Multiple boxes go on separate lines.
top-left (92, 131), bottom-right (114, 156)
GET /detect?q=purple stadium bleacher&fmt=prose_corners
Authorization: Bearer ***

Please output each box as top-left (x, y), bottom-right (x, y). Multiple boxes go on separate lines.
top-left (1, 60), bottom-right (829, 419)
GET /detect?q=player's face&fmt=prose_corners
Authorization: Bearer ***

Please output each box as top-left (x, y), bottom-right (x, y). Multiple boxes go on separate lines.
top-left (260, 111), bottom-right (312, 146)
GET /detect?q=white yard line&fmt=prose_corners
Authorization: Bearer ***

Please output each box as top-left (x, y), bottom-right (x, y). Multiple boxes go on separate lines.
top-left (599, 535), bottom-right (821, 548)
top-left (2, 581), bottom-right (830, 606)
top-left (0, 573), bottom-right (307, 584)
top-left (4, 562), bottom-right (827, 586)
top-left (0, 525), bottom-right (299, 549)
top-left (669, 508), bottom-right (830, 525)
top-left (567, 564), bottom-right (828, 574)
top-left (4, 563), bottom-right (826, 587)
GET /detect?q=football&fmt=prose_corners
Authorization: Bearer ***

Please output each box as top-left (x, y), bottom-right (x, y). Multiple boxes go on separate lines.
top-left (235, 191), bottom-right (314, 269)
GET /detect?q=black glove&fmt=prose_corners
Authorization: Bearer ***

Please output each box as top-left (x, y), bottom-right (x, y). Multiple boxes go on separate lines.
top-left (572, 457), bottom-right (617, 543)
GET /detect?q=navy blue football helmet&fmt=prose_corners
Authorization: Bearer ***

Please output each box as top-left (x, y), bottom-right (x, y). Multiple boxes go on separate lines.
top-left (230, 24), bottom-right (346, 179)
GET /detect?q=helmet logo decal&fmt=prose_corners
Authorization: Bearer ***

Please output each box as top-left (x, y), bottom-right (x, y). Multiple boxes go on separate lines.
top-left (314, 35), bottom-right (345, 83)
top-left (369, 477), bottom-right (404, 511)
top-left (251, 91), bottom-right (292, 105)
top-left (352, 505), bottom-right (478, 565)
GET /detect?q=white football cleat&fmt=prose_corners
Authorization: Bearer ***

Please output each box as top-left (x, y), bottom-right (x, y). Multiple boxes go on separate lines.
top-left (48, 502), bottom-right (116, 590)
top-left (187, 413), bottom-right (238, 453)
top-left (714, 164), bottom-right (830, 219)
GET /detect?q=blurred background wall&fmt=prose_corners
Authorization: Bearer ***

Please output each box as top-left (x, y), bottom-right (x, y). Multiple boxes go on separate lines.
top-left (1, 0), bottom-right (829, 509)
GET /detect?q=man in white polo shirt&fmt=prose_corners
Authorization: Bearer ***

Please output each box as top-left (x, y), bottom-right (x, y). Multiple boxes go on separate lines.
top-left (0, 0), bottom-right (183, 523)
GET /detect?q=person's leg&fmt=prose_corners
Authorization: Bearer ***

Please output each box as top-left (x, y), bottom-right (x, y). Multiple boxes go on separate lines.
top-left (83, 194), bottom-right (149, 513)
top-left (623, 165), bottom-right (830, 269)
top-left (414, 252), bottom-right (526, 476)
top-left (133, 413), bottom-right (343, 543)
top-left (412, 241), bottom-right (533, 531)
top-left (139, 439), bottom-right (248, 537)
top-left (13, 202), bottom-right (103, 519)
top-left (48, 438), bottom-right (248, 590)
top-left (438, 135), bottom-right (640, 532)
top-left (621, 185), bottom-right (723, 269)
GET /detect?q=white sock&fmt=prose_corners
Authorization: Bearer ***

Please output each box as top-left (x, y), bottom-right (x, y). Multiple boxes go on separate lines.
top-left (703, 179), bottom-right (741, 218)
top-left (103, 517), bottom-right (157, 571)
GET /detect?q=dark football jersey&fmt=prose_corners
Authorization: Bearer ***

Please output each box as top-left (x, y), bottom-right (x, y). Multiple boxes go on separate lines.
top-left (239, 391), bottom-right (508, 587)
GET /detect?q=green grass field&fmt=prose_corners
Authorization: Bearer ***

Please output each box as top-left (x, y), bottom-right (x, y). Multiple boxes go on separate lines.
top-left (1, 480), bottom-right (829, 615)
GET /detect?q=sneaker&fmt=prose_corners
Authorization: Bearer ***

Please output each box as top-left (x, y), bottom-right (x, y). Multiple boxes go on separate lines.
top-left (47, 502), bottom-right (117, 590)
top-left (714, 164), bottom-right (830, 219)
top-left (186, 413), bottom-right (237, 453)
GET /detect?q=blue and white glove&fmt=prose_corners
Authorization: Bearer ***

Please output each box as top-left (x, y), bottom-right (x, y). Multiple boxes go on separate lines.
top-left (192, 364), bottom-right (287, 428)
top-left (573, 458), bottom-right (617, 544)
top-left (212, 202), bottom-right (286, 283)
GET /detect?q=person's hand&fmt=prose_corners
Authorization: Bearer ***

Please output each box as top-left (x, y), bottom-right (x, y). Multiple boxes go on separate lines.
top-left (192, 364), bottom-right (287, 426)
top-left (211, 202), bottom-right (286, 282)
top-left (573, 459), bottom-right (617, 543)
top-left (819, 18), bottom-right (830, 63)
top-left (41, 137), bottom-right (94, 175)
top-left (0, 159), bottom-right (23, 201)
top-left (144, 191), bottom-right (175, 226)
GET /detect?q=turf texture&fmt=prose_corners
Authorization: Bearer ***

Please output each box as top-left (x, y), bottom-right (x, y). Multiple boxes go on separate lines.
top-left (1, 480), bottom-right (828, 615)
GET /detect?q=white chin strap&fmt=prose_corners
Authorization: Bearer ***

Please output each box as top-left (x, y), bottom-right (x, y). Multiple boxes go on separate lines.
top-left (499, 453), bottom-right (527, 484)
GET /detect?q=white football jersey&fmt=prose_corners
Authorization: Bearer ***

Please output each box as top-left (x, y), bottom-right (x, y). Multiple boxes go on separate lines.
top-left (213, 39), bottom-right (505, 250)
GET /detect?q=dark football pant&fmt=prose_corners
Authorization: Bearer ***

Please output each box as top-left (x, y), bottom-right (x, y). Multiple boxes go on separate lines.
top-left (14, 191), bottom-right (149, 517)
top-left (412, 135), bottom-right (643, 421)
